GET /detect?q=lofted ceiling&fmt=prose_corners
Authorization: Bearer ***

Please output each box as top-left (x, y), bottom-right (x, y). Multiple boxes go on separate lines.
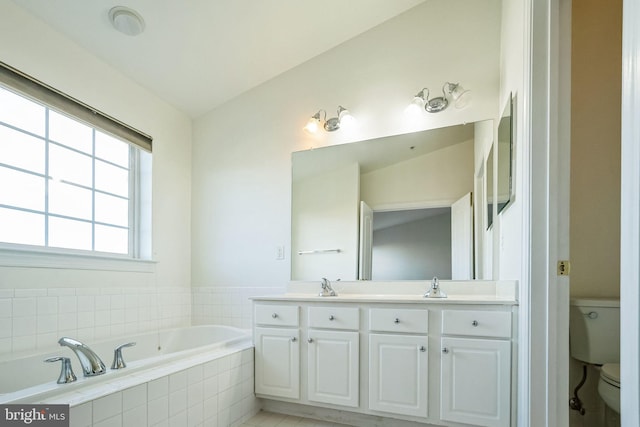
top-left (10, 0), bottom-right (426, 118)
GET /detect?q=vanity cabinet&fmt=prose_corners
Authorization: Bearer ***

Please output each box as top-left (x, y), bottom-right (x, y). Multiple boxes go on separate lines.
top-left (440, 310), bottom-right (512, 427)
top-left (368, 308), bottom-right (429, 418)
top-left (307, 306), bottom-right (360, 407)
top-left (252, 295), bottom-right (517, 427)
top-left (254, 304), bottom-right (300, 399)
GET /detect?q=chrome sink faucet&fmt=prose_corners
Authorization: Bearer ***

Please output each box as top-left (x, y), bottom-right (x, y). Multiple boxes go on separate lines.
top-left (319, 277), bottom-right (337, 297)
top-left (58, 337), bottom-right (106, 377)
top-left (424, 276), bottom-right (447, 298)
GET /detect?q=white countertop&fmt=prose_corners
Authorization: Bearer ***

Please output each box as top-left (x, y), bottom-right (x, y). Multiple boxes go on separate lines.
top-left (250, 280), bottom-right (518, 305)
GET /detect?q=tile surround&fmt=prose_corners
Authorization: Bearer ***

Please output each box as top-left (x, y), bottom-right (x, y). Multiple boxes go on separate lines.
top-left (68, 348), bottom-right (259, 427)
top-left (0, 286), bottom-right (192, 356)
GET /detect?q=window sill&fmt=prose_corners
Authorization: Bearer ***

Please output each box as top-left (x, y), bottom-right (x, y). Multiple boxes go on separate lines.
top-left (0, 247), bottom-right (156, 273)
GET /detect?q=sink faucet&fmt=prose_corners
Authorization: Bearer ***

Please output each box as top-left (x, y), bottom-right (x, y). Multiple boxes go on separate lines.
top-left (319, 277), bottom-right (337, 297)
top-left (58, 337), bottom-right (106, 377)
top-left (424, 276), bottom-right (447, 298)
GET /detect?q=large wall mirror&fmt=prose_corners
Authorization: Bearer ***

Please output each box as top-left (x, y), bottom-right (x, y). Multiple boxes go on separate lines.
top-left (291, 121), bottom-right (492, 282)
top-left (497, 93), bottom-right (514, 213)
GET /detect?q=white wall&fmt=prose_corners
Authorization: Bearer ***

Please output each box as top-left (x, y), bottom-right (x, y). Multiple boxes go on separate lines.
top-left (0, 3), bottom-right (193, 355)
top-left (292, 163), bottom-right (360, 281)
top-left (191, 0), bottom-right (501, 293)
top-left (361, 141), bottom-right (474, 209)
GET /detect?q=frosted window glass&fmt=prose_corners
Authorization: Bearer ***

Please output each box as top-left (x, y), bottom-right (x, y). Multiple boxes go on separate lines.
top-left (95, 160), bottom-right (128, 197)
top-left (48, 181), bottom-right (92, 220)
top-left (49, 110), bottom-right (92, 154)
top-left (0, 166), bottom-right (44, 211)
top-left (0, 208), bottom-right (44, 246)
top-left (48, 217), bottom-right (92, 251)
top-left (0, 86), bottom-right (45, 136)
top-left (95, 193), bottom-right (128, 227)
top-left (49, 144), bottom-right (92, 187)
top-left (0, 125), bottom-right (45, 173)
top-left (96, 131), bottom-right (129, 167)
top-left (95, 224), bottom-right (128, 254)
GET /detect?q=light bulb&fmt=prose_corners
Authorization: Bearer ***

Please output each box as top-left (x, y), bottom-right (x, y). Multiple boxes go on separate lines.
top-left (304, 116), bottom-right (320, 134)
top-left (338, 107), bottom-right (355, 128)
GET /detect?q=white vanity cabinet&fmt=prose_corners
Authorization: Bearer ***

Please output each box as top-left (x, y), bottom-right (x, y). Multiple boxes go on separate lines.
top-left (307, 306), bottom-right (360, 407)
top-left (252, 292), bottom-right (517, 427)
top-left (254, 304), bottom-right (301, 399)
top-left (440, 310), bottom-right (512, 427)
top-left (368, 308), bottom-right (429, 418)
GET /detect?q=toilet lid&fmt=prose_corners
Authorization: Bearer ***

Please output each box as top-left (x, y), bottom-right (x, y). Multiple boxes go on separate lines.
top-left (601, 363), bottom-right (620, 386)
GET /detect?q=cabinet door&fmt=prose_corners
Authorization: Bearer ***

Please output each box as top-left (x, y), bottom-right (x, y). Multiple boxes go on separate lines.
top-left (369, 334), bottom-right (428, 417)
top-left (307, 329), bottom-right (359, 407)
top-left (440, 337), bottom-right (511, 427)
top-left (255, 327), bottom-right (300, 399)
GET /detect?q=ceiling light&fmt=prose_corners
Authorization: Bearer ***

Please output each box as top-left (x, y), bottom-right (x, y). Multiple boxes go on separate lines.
top-left (109, 6), bottom-right (146, 36)
top-left (304, 106), bottom-right (355, 133)
top-left (410, 83), bottom-right (471, 114)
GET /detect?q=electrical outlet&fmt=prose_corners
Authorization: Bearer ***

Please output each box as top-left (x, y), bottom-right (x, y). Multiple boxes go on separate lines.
top-left (276, 246), bottom-right (285, 260)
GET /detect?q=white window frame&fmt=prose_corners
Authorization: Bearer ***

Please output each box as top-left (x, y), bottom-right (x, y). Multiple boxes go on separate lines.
top-left (0, 64), bottom-right (153, 272)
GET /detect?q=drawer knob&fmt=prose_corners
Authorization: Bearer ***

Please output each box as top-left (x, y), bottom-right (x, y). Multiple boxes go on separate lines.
top-left (272, 313), bottom-right (278, 319)
top-left (472, 320), bottom-right (479, 327)
top-left (442, 347), bottom-right (449, 354)
top-left (394, 318), bottom-right (400, 324)
top-left (308, 338), bottom-right (314, 343)
top-left (419, 346), bottom-right (426, 352)
top-left (291, 337), bottom-right (297, 342)
top-left (329, 315), bottom-right (335, 321)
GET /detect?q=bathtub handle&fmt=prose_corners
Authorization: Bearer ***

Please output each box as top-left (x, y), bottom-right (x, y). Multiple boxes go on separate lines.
top-left (45, 356), bottom-right (77, 384)
top-left (111, 342), bottom-right (137, 370)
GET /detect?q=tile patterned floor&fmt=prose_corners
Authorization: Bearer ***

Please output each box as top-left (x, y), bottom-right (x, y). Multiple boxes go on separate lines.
top-left (240, 411), bottom-right (355, 427)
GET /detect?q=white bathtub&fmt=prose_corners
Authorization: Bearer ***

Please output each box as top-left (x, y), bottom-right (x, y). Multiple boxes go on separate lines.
top-left (0, 325), bottom-right (252, 405)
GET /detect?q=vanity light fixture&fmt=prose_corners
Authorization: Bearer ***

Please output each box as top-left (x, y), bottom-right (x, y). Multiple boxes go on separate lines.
top-left (409, 83), bottom-right (471, 113)
top-left (109, 6), bottom-right (146, 36)
top-left (304, 106), bottom-right (355, 133)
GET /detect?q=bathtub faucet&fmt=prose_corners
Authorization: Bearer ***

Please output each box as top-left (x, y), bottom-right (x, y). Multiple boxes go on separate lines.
top-left (58, 337), bottom-right (107, 377)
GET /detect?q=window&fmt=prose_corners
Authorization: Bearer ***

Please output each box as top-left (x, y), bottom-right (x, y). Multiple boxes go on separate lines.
top-left (0, 66), bottom-right (152, 263)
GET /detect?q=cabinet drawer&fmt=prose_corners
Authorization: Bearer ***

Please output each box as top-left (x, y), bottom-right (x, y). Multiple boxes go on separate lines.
top-left (442, 310), bottom-right (511, 338)
top-left (255, 304), bottom-right (299, 327)
top-left (308, 306), bottom-right (359, 330)
top-left (369, 308), bottom-right (428, 334)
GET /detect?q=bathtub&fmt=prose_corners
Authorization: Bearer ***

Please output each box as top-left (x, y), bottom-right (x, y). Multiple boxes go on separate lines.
top-left (0, 325), bottom-right (252, 405)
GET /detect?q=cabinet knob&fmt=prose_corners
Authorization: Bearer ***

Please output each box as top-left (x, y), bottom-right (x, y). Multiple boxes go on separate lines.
top-left (308, 338), bottom-right (314, 343)
top-left (291, 337), bottom-right (297, 342)
top-left (442, 347), bottom-right (449, 354)
top-left (472, 320), bottom-right (479, 327)
top-left (272, 313), bottom-right (278, 319)
top-left (329, 315), bottom-right (335, 321)
top-left (419, 346), bottom-right (426, 352)
top-left (394, 318), bottom-right (400, 324)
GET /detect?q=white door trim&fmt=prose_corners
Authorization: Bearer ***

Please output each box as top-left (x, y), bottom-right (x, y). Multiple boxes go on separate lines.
top-left (620, 0), bottom-right (640, 423)
top-left (521, 0), bottom-right (567, 425)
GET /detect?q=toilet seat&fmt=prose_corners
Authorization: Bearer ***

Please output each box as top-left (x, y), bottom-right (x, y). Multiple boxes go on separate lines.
top-left (601, 363), bottom-right (620, 388)
top-left (598, 363), bottom-right (621, 414)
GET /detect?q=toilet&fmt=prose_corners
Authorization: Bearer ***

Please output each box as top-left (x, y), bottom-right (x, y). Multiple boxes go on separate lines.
top-left (569, 298), bottom-right (620, 415)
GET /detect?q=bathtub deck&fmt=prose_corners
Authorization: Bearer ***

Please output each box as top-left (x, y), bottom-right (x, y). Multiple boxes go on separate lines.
top-left (241, 411), bottom-right (354, 427)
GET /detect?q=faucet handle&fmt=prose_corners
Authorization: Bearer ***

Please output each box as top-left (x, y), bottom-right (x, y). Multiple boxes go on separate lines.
top-left (45, 356), bottom-right (77, 384)
top-left (111, 342), bottom-right (136, 370)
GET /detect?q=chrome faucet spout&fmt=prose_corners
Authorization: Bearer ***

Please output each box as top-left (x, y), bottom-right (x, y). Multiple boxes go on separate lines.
top-left (319, 277), bottom-right (337, 297)
top-left (424, 276), bottom-right (447, 298)
top-left (58, 337), bottom-right (106, 377)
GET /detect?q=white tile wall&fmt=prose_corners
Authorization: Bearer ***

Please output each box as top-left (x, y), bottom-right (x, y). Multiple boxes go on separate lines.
top-left (192, 287), bottom-right (283, 329)
top-left (0, 286), bottom-right (191, 356)
top-left (68, 348), bottom-right (259, 427)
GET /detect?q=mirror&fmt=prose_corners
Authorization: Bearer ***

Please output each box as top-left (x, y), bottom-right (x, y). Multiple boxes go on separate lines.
top-left (292, 121), bottom-right (490, 281)
top-left (486, 145), bottom-right (494, 229)
top-left (497, 93), bottom-right (514, 214)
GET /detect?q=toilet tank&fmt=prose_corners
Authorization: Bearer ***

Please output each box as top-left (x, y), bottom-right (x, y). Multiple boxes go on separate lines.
top-left (569, 298), bottom-right (620, 364)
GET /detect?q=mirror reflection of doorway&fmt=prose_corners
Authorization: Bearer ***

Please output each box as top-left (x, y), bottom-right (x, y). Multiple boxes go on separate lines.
top-left (359, 193), bottom-right (473, 281)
